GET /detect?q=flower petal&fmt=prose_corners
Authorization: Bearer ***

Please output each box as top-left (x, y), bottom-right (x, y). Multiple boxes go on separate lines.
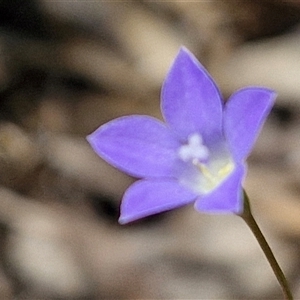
top-left (224, 87), bottom-right (276, 162)
top-left (161, 47), bottom-right (223, 144)
top-left (87, 115), bottom-right (182, 178)
top-left (194, 164), bottom-right (246, 214)
top-left (119, 179), bottom-right (197, 224)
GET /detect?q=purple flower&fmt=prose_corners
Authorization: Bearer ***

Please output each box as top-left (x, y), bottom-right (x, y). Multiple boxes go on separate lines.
top-left (87, 47), bottom-right (276, 224)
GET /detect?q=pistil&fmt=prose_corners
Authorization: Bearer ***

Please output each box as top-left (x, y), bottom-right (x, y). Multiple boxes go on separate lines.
top-left (178, 133), bottom-right (234, 194)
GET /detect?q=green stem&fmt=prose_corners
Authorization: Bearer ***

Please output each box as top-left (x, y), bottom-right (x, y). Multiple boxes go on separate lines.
top-left (239, 191), bottom-right (293, 300)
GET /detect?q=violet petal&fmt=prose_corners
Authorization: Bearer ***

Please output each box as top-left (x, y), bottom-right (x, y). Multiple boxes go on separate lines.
top-left (119, 179), bottom-right (197, 224)
top-left (224, 87), bottom-right (276, 162)
top-left (194, 164), bottom-right (246, 214)
top-left (87, 115), bottom-right (182, 178)
top-left (161, 47), bottom-right (223, 144)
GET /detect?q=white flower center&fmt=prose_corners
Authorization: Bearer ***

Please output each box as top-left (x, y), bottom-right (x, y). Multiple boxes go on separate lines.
top-left (178, 133), bottom-right (234, 194)
top-left (178, 133), bottom-right (209, 163)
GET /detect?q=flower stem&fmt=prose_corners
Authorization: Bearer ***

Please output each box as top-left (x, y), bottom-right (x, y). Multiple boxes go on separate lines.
top-left (239, 190), bottom-right (293, 300)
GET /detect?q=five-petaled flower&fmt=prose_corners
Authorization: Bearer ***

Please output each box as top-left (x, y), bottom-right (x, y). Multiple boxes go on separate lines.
top-left (87, 47), bottom-right (276, 224)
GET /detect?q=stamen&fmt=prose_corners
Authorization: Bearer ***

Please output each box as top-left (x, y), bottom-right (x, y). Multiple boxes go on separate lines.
top-left (178, 133), bottom-right (234, 194)
top-left (198, 163), bottom-right (218, 185)
top-left (218, 162), bottom-right (234, 177)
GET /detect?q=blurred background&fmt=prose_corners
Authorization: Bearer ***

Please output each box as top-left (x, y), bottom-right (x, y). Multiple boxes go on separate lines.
top-left (0, 0), bottom-right (300, 299)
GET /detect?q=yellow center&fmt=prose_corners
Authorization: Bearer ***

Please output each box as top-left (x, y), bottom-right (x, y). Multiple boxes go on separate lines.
top-left (193, 160), bottom-right (234, 193)
top-left (178, 133), bottom-right (234, 194)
